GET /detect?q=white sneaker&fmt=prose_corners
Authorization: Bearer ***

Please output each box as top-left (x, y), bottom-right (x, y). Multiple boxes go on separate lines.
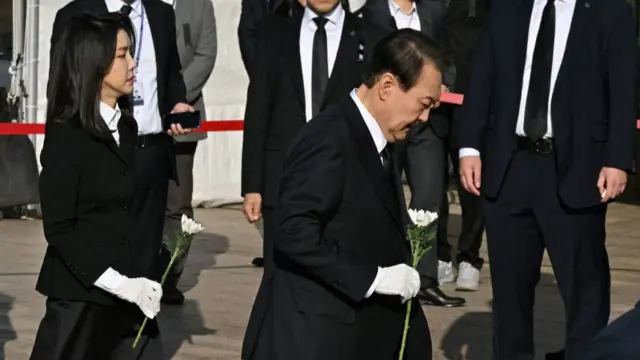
top-left (438, 261), bottom-right (454, 285)
top-left (456, 262), bottom-right (480, 291)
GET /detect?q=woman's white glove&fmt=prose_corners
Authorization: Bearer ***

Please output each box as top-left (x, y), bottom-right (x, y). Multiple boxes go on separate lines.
top-left (94, 268), bottom-right (163, 319)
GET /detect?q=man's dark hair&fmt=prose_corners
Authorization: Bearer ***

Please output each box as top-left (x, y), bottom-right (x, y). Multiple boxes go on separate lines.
top-left (361, 29), bottom-right (446, 91)
top-left (46, 12), bottom-right (134, 139)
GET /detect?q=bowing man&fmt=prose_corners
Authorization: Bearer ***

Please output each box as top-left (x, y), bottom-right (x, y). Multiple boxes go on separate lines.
top-left (243, 29), bottom-right (444, 360)
top-left (30, 13), bottom-right (164, 360)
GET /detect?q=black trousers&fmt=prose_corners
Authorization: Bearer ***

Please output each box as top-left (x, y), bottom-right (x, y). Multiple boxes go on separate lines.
top-left (397, 124), bottom-right (447, 287)
top-left (484, 151), bottom-right (610, 360)
top-left (133, 142), bottom-right (170, 281)
top-left (164, 141), bottom-right (198, 292)
top-left (30, 299), bottom-right (163, 360)
top-left (438, 145), bottom-right (485, 270)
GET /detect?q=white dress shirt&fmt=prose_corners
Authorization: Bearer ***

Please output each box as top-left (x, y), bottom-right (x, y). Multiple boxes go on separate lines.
top-left (300, 5), bottom-right (345, 121)
top-left (459, 0), bottom-right (576, 158)
top-left (350, 90), bottom-right (389, 298)
top-left (389, 0), bottom-right (421, 31)
top-left (105, 0), bottom-right (163, 135)
top-left (100, 101), bottom-right (122, 145)
top-left (93, 101), bottom-right (127, 290)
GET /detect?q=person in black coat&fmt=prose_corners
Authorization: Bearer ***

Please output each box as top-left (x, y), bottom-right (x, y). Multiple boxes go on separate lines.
top-left (30, 13), bottom-right (164, 360)
top-left (242, 28), bottom-right (443, 360)
top-left (240, 0), bottom-right (387, 272)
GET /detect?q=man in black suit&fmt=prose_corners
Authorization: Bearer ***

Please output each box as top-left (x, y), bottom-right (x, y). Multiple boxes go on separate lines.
top-left (242, 28), bottom-right (444, 360)
top-left (241, 0), bottom-right (386, 272)
top-left (582, 300), bottom-right (640, 360)
top-left (360, 0), bottom-right (464, 308)
top-left (459, 0), bottom-right (637, 359)
top-left (49, 0), bottom-right (192, 339)
top-left (436, 0), bottom-right (492, 293)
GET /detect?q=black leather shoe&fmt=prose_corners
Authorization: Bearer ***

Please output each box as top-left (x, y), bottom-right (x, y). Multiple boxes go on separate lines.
top-left (251, 257), bottom-right (264, 267)
top-left (545, 350), bottom-right (564, 360)
top-left (418, 286), bottom-right (466, 307)
top-left (161, 289), bottom-right (185, 305)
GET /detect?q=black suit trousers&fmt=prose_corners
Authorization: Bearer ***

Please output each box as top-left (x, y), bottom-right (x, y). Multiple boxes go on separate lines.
top-left (484, 151), bottom-right (610, 360)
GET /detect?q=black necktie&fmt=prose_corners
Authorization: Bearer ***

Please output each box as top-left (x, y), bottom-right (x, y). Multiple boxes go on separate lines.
top-left (524, 0), bottom-right (555, 141)
top-left (381, 145), bottom-right (392, 174)
top-left (119, 5), bottom-right (132, 16)
top-left (312, 17), bottom-right (329, 118)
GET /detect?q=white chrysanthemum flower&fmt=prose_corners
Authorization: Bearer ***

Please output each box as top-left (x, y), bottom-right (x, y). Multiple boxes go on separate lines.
top-left (407, 209), bottom-right (438, 227)
top-left (181, 214), bottom-right (205, 235)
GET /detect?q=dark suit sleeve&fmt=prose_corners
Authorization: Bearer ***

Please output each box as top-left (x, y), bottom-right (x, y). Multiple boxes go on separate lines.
top-left (604, 2), bottom-right (637, 171)
top-left (433, 2), bottom-right (456, 88)
top-left (165, 6), bottom-right (187, 112)
top-left (39, 125), bottom-right (113, 288)
top-left (240, 23), bottom-right (275, 196)
top-left (277, 131), bottom-right (379, 303)
top-left (238, 0), bottom-right (260, 74)
top-left (458, 13), bottom-right (493, 151)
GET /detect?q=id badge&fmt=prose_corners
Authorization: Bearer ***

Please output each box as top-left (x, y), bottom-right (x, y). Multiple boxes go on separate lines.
top-left (132, 79), bottom-right (144, 107)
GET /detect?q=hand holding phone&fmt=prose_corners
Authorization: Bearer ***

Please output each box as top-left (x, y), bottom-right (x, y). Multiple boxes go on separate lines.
top-left (163, 110), bottom-right (201, 132)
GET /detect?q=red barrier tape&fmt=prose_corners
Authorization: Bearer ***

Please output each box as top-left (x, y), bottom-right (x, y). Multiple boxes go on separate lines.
top-left (0, 92), bottom-right (637, 133)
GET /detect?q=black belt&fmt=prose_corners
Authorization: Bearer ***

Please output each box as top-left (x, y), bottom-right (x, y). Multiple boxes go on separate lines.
top-left (136, 133), bottom-right (166, 148)
top-left (516, 136), bottom-right (555, 155)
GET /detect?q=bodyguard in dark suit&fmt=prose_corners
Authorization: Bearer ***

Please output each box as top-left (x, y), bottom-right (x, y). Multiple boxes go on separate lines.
top-left (242, 29), bottom-right (444, 360)
top-left (360, 0), bottom-right (464, 307)
top-left (241, 0), bottom-right (386, 272)
top-left (436, 0), bottom-right (491, 293)
top-left (458, 0), bottom-right (638, 358)
top-left (31, 14), bottom-right (163, 359)
top-left (49, 0), bottom-right (193, 290)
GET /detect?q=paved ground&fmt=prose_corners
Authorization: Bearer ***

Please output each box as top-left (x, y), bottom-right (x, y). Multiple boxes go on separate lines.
top-left (1, 188), bottom-right (639, 360)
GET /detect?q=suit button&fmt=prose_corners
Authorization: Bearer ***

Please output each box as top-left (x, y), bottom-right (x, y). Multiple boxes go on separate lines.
top-left (123, 204), bottom-right (129, 211)
top-left (120, 237), bottom-right (129, 245)
top-left (120, 169), bottom-right (128, 175)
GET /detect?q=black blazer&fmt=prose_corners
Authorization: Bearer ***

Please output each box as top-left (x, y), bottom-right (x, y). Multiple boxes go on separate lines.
top-left (36, 116), bottom-right (142, 305)
top-left (238, 0), bottom-right (286, 74)
top-left (360, 0), bottom-right (455, 138)
top-left (49, 0), bottom-right (186, 115)
top-left (240, 10), bottom-right (387, 206)
top-left (460, 0), bottom-right (638, 209)
top-left (242, 99), bottom-right (429, 360)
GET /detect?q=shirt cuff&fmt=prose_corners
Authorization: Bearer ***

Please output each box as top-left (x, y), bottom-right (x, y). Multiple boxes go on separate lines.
top-left (365, 267), bottom-right (382, 298)
top-left (459, 148), bottom-right (480, 158)
top-left (93, 267), bottom-right (126, 292)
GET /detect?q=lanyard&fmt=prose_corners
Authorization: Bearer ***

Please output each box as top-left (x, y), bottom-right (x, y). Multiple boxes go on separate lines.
top-left (135, 5), bottom-right (145, 66)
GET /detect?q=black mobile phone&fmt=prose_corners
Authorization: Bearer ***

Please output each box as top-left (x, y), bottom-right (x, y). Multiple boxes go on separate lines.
top-left (163, 110), bottom-right (201, 131)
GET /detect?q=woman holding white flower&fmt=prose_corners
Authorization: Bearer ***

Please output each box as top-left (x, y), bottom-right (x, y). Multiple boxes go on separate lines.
top-left (30, 13), bottom-right (164, 360)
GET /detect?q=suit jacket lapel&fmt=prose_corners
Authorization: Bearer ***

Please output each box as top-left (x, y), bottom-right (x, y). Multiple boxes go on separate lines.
top-left (321, 14), bottom-right (360, 109)
top-left (288, 16), bottom-right (306, 107)
top-left (104, 117), bottom-right (135, 165)
top-left (368, 0), bottom-right (397, 30)
top-left (141, 0), bottom-right (165, 80)
top-left (343, 100), bottom-right (404, 234)
top-left (514, 0), bottom-right (534, 84)
top-left (555, 0), bottom-right (590, 91)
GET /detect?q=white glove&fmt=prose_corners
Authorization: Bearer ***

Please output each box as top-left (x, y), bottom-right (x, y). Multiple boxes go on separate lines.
top-left (94, 268), bottom-right (163, 319)
top-left (371, 264), bottom-right (421, 303)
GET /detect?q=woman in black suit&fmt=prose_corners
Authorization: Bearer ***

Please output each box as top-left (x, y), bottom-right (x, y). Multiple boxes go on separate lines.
top-left (30, 13), bottom-right (164, 360)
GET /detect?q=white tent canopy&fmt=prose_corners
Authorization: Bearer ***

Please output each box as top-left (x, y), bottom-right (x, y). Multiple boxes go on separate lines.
top-left (17, 0), bottom-right (365, 207)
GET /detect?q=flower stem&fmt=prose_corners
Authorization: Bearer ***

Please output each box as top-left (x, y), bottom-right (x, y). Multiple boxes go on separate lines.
top-left (132, 249), bottom-right (180, 348)
top-left (398, 255), bottom-right (420, 360)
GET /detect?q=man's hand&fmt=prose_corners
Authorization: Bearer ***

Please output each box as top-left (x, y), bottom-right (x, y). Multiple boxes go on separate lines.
top-left (243, 193), bottom-right (262, 223)
top-left (372, 264), bottom-right (421, 303)
top-left (167, 103), bottom-right (195, 136)
top-left (597, 167), bottom-right (627, 203)
top-left (460, 155), bottom-right (482, 196)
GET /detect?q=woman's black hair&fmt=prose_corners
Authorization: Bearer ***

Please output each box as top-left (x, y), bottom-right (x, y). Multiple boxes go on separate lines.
top-left (46, 12), bottom-right (135, 139)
